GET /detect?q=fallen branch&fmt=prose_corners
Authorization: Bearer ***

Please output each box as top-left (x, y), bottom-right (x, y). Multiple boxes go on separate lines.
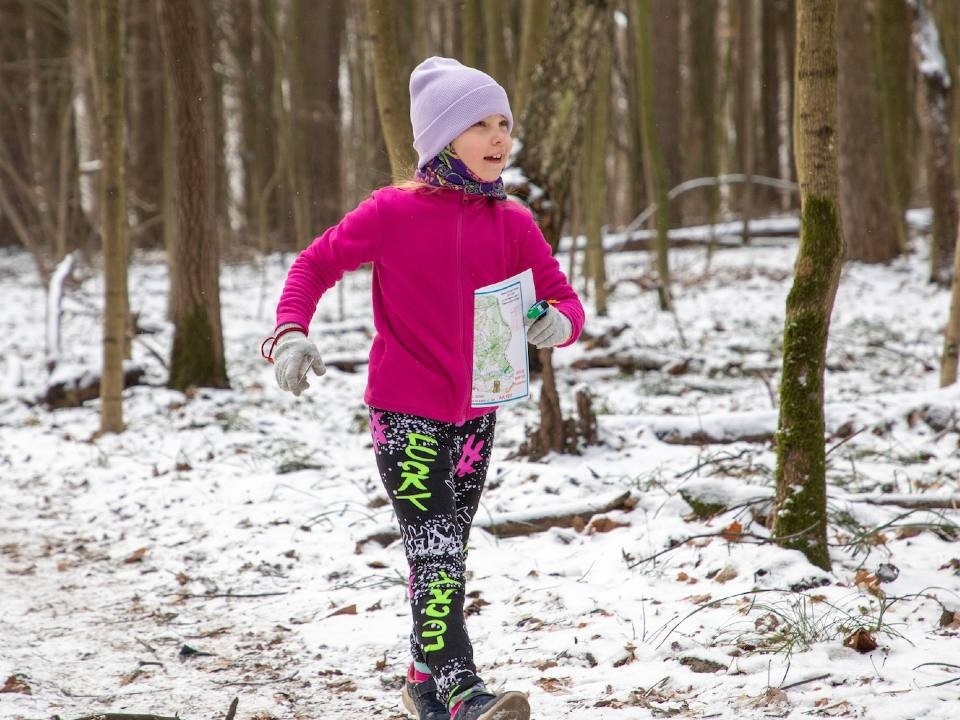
top-left (359, 491), bottom-right (637, 547)
top-left (72, 715), bottom-right (180, 720)
top-left (841, 494), bottom-right (960, 510)
top-left (44, 363), bottom-right (145, 409)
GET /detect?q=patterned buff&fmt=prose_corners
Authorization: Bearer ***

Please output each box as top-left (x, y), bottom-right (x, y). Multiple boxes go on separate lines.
top-left (415, 145), bottom-right (507, 200)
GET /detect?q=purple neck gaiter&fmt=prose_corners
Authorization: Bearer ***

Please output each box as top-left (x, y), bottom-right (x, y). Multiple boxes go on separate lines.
top-left (415, 145), bottom-right (507, 200)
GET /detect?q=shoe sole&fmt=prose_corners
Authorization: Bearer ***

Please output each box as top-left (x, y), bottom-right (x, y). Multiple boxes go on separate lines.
top-left (475, 692), bottom-right (530, 720)
top-left (401, 684), bottom-right (418, 718)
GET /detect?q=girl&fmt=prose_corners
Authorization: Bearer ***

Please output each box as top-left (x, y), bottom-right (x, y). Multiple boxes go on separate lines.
top-left (263, 57), bottom-right (584, 720)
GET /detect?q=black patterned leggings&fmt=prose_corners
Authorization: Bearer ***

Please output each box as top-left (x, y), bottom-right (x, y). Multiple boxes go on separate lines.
top-left (369, 406), bottom-right (497, 705)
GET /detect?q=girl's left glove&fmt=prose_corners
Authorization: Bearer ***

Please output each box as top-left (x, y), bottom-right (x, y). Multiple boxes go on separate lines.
top-left (526, 306), bottom-right (572, 349)
top-left (273, 330), bottom-right (326, 396)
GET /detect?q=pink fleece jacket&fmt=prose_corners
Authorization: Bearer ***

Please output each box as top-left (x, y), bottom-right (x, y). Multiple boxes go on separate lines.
top-left (275, 186), bottom-right (584, 425)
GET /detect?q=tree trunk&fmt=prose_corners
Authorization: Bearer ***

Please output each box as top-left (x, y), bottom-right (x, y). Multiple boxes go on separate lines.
top-left (760, 0), bottom-right (781, 200)
top-left (942, 221), bottom-right (960, 385)
top-left (687, 0), bottom-right (719, 227)
top-left (514, 0), bottom-right (612, 457)
top-left (515, 0), bottom-right (551, 125)
top-left (873, 0), bottom-right (912, 254)
top-left (300, 0), bottom-right (344, 234)
top-left (837, 0), bottom-right (901, 263)
top-left (482, 0), bottom-right (510, 91)
top-left (734, 0), bottom-right (755, 242)
top-left (908, 0), bottom-right (958, 286)
top-left (584, 40), bottom-right (611, 317)
top-left (366, 0), bottom-right (417, 180)
top-left (92, 0), bottom-right (128, 433)
top-left (773, 0), bottom-right (841, 572)
top-left (778, 0), bottom-right (797, 184)
top-left (461, 0), bottom-right (481, 69)
top-left (651, 0), bottom-right (681, 226)
top-left (159, 0), bottom-right (229, 390)
top-left (633, 0), bottom-right (672, 310)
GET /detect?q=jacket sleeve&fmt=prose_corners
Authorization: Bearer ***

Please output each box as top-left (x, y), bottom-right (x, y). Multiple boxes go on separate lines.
top-left (275, 193), bottom-right (382, 333)
top-left (517, 212), bottom-right (585, 347)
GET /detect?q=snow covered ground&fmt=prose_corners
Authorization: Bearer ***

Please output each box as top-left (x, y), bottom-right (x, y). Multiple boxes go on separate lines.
top-left (1, 227), bottom-right (959, 720)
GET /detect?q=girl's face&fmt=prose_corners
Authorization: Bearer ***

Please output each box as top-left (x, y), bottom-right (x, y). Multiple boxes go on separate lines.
top-left (451, 114), bottom-right (512, 182)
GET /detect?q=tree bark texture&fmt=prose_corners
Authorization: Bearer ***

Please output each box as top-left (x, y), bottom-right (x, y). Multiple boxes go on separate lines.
top-left (365, 0), bottom-right (417, 181)
top-left (514, 0), bottom-right (611, 457)
top-left (837, 0), bottom-right (901, 263)
top-left (942, 227), bottom-right (960, 385)
top-left (761, 0), bottom-right (781, 205)
top-left (773, 0), bottom-right (842, 572)
top-left (93, 0), bottom-right (128, 433)
top-left (633, 0), bottom-right (672, 310)
top-left (159, 0), bottom-right (229, 390)
top-left (908, 0), bottom-right (958, 285)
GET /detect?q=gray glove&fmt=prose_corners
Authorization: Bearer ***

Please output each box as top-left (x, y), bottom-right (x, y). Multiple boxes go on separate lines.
top-left (526, 306), bottom-right (572, 349)
top-left (273, 330), bottom-right (325, 396)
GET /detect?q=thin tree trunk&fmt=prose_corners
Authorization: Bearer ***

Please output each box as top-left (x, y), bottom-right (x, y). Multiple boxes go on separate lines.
top-left (773, 0), bottom-right (841, 572)
top-left (874, 0), bottom-right (912, 253)
top-left (908, 0), bottom-right (958, 286)
top-left (515, 0), bottom-right (551, 125)
top-left (366, 0), bottom-right (417, 180)
top-left (760, 0), bottom-right (781, 201)
top-left (735, 0), bottom-right (755, 242)
top-left (778, 0), bottom-right (797, 184)
top-left (94, 0), bottom-right (128, 433)
top-left (688, 0), bottom-right (719, 228)
top-left (837, 0), bottom-right (901, 263)
top-left (585, 41), bottom-right (611, 317)
top-left (634, 0), bottom-right (672, 310)
top-left (652, 0), bottom-right (681, 226)
top-left (942, 219), bottom-right (960, 385)
top-left (483, 0), bottom-right (509, 89)
top-left (159, 0), bottom-right (229, 390)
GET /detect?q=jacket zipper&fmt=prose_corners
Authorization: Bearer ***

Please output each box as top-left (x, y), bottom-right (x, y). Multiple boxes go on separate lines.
top-left (457, 194), bottom-right (469, 424)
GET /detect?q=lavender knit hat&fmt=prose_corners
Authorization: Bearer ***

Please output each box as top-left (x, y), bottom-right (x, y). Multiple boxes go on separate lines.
top-left (409, 56), bottom-right (513, 169)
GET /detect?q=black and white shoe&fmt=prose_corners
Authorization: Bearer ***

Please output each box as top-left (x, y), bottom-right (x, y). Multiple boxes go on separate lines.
top-left (449, 690), bottom-right (530, 720)
top-left (401, 675), bottom-right (450, 720)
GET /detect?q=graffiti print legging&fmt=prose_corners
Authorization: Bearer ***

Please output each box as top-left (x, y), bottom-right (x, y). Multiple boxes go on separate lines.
top-left (369, 406), bottom-right (497, 705)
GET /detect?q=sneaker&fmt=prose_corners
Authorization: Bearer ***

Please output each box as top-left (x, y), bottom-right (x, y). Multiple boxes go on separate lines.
top-left (450, 691), bottom-right (530, 720)
top-left (401, 675), bottom-right (450, 720)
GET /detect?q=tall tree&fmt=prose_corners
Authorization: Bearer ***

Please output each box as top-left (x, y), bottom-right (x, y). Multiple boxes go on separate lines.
top-left (514, 0), bottom-right (612, 457)
top-left (90, 0), bottom-right (129, 433)
top-left (687, 0), bottom-right (719, 226)
top-left (837, 0), bottom-right (901, 263)
top-left (734, 0), bottom-right (756, 240)
top-left (760, 0), bottom-right (781, 190)
top-left (773, 0), bottom-right (842, 572)
top-left (873, 0), bottom-right (912, 253)
top-left (366, 0), bottom-right (417, 180)
top-left (634, 0), bottom-right (672, 310)
top-left (908, 0), bottom-right (958, 286)
top-left (299, 0), bottom-right (345, 234)
top-left (515, 0), bottom-right (551, 124)
top-left (651, 0), bottom-right (681, 225)
top-left (159, 0), bottom-right (229, 390)
top-left (584, 40), bottom-right (611, 317)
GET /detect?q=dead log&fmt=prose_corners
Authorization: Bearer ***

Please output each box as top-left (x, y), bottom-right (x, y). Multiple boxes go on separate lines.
top-left (44, 364), bottom-right (145, 408)
top-left (570, 352), bottom-right (671, 373)
top-left (357, 491), bottom-right (637, 547)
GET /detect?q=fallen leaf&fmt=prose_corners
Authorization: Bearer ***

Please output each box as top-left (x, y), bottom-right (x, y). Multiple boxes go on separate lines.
top-left (0, 675), bottom-right (31, 694)
top-left (535, 659), bottom-right (558, 671)
top-left (676, 571), bottom-right (689, 582)
top-left (679, 656), bottom-right (725, 673)
top-left (535, 676), bottom-right (571, 693)
top-left (854, 569), bottom-right (884, 599)
top-left (326, 604), bottom-right (358, 618)
top-left (124, 547), bottom-right (149, 564)
top-left (175, 571), bottom-right (190, 586)
top-left (713, 565), bottom-right (738, 583)
top-left (366, 600), bottom-right (383, 612)
top-left (896, 526), bottom-right (923, 540)
top-left (687, 593), bottom-right (713, 605)
top-left (843, 628), bottom-right (877, 653)
top-left (613, 644), bottom-right (637, 667)
top-left (587, 516), bottom-right (630, 534)
top-left (721, 521), bottom-right (743, 542)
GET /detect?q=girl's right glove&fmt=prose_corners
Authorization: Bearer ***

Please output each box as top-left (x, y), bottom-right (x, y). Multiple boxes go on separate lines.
top-left (526, 306), bottom-right (573, 349)
top-left (273, 330), bottom-right (326, 396)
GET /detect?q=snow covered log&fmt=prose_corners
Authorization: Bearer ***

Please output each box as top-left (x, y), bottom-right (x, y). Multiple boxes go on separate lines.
top-left (43, 363), bottom-right (145, 408)
top-left (358, 490), bottom-right (637, 547)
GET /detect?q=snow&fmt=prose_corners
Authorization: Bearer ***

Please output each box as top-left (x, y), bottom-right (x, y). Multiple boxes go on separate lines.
top-left (1, 227), bottom-right (960, 720)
